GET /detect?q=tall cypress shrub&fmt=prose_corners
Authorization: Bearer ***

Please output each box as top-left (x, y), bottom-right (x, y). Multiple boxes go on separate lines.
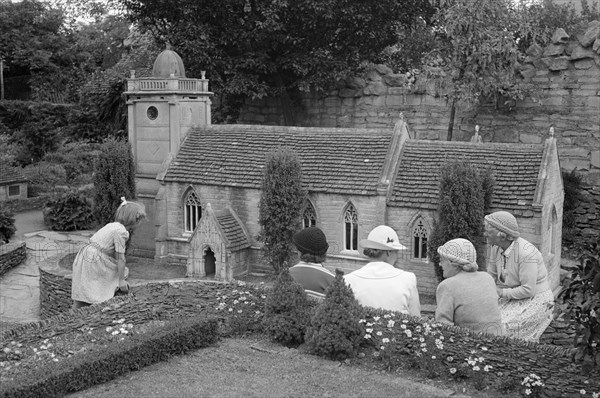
top-left (427, 161), bottom-right (494, 281)
top-left (93, 138), bottom-right (136, 225)
top-left (258, 148), bottom-right (306, 273)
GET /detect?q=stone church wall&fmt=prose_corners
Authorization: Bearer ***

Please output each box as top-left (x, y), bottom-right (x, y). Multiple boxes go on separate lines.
top-left (237, 23), bottom-right (600, 243)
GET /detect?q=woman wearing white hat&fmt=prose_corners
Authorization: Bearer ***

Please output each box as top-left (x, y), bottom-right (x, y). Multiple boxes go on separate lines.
top-left (436, 238), bottom-right (503, 335)
top-left (344, 225), bottom-right (421, 316)
top-left (484, 211), bottom-right (554, 342)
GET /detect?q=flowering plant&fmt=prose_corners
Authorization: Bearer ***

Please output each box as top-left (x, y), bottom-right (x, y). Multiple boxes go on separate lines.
top-left (215, 281), bottom-right (267, 335)
top-left (521, 373), bottom-right (544, 397)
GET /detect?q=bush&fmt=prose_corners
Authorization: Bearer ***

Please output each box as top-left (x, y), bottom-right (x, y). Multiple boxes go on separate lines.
top-left (258, 148), bottom-right (306, 273)
top-left (0, 316), bottom-right (219, 398)
top-left (263, 269), bottom-right (313, 347)
top-left (0, 207), bottom-right (17, 243)
top-left (22, 162), bottom-right (67, 197)
top-left (43, 189), bottom-right (96, 231)
top-left (427, 161), bottom-right (494, 281)
top-left (305, 269), bottom-right (365, 360)
top-left (562, 169), bottom-right (584, 248)
top-left (42, 142), bottom-right (102, 183)
top-left (558, 240), bottom-right (600, 373)
top-left (93, 138), bottom-right (136, 226)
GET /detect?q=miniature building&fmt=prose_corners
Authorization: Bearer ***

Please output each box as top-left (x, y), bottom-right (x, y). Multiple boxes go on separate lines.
top-left (126, 49), bottom-right (564, 297)
top-left (0, 162), bottom-right (27, 201)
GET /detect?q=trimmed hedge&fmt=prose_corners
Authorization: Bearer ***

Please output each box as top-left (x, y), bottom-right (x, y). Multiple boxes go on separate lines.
top-left (0, 316), bottom-right (219, 398)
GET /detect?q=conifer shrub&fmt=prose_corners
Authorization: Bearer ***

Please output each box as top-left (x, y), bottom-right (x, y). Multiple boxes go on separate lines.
top-left (93, 138), bottom-right (136, 225)
top-left (258, 148), bottom-right (306, 273)
top-left (305, 269), bottom-right (365, 360)
top-left (562, 169), bottom-right (583, 248)
top-left (427, 161), bottom-right (494, 281)
top-left (263, 268), bottom-right (313, 347)
top-left (0, 207), bottom-right (17, 244)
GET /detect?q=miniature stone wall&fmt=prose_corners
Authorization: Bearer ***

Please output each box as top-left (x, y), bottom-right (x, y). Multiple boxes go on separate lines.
top-left (238, 22), bottom-right (600, 241)
top-left (0, 242), bottom-right (26, 277)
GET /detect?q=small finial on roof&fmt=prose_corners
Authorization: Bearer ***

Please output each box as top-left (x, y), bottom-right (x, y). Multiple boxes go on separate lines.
top-left (166, 43), bottom-right (171, 50)
top-left (549, 126), bottom-right (554, 137)
top-left (398, 112), bottom-right (405, 121)
top-left (470, 125), bottom-right (482, 143)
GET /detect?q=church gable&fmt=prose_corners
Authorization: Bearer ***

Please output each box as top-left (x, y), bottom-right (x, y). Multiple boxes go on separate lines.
top-left (163, 124), bottom-right (394, 196)
top-left (389, 140), bottom-right (545, 214)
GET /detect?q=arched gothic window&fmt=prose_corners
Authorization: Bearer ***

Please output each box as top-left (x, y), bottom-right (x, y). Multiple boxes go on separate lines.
top-left (412, 218), bottom-right (428, 260)
top-left (344, 204), bottom-right (359, 251)
top-left (184, 191), bottom-right (201, 233)
top-left (302, 201), bottom-right (317, 229)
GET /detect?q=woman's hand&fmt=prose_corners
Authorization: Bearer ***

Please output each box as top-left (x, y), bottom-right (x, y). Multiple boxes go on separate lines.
top-left (118, 280), bottom-right (129, 293)
top-left (496, 286), bottom-right (504, 298)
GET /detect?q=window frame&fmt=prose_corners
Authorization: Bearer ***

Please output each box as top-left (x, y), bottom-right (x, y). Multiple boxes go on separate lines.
top-left (343, 203), bottom-right (359, 252)
top-left (183, 190), bottom-right (202, 234)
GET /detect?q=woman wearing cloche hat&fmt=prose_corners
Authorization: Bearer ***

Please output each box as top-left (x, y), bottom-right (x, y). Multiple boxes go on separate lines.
top-left (435, 238), bottom-right (503, 335)
top-left (343, 225), bottom-right (420, 316)
top-left (484, 211), bottom-right (554, 342)
top-left (289, 227), bottom-right (335, 299)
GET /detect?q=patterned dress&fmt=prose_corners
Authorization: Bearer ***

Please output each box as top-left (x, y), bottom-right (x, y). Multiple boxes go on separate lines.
top-left (488, 238), bottom-right (554, 342)
top-left (71, 222), bottom-right (129, 304)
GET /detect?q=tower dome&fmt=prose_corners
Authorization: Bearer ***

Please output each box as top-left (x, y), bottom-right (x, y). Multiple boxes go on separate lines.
top-left (152, 45), bottom-right (186, 78)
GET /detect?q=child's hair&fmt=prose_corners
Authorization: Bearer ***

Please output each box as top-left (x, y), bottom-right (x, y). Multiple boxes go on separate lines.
top-left (115, 198), bottom-right (146, 228)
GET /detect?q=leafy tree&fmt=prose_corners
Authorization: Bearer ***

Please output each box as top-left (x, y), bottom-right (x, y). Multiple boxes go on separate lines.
top-left (424, 0), bottom-right (534, 140)
top-left (258, 148), bottom-right (306, 273)
top-left (427, 161), bottom-right (494, 281)
top-left (93, 137), bottom-right (136, 225)
top-left (118, 0), bottom-right (436, 123)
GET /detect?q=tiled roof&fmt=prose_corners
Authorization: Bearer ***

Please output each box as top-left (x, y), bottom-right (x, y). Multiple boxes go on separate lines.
top-left (164, 124), bottom-right (393, 195)
top-left (389, 140), bottom-right (544, 213)
top-left (0, 162), bottom-right (26, 185)
top-left (216, 209), bottom-right (251, 252)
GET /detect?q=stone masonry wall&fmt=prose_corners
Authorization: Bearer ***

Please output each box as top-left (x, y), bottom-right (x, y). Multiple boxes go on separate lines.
top-left (0, 242), bottom-right (26, 277)
top-left (238, 23), bottom-right (600, 241)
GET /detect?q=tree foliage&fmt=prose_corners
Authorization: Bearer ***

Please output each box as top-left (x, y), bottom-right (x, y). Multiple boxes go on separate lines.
top-left (258, 148), bottom-right (306, 273)
top-left (427, 161), bottom-right (494, 282)
top-left (424, 0), bottom-right (535, 140)
top-left (118, 0), bottom-right (436, 122)
top-left (93, 137), bottom-right (136, 225)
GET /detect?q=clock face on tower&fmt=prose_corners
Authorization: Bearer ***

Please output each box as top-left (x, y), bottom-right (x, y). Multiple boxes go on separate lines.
top-left (147, 106), bottom-right (158, 120)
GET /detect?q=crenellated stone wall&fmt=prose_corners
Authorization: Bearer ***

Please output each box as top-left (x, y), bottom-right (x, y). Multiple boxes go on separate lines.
top-left (238, 22), bottom-right (600, 241)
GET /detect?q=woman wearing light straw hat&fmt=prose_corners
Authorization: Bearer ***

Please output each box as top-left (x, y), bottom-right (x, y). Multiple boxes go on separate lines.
top-left (435, 238), bottom-right (504, 336)
top-left (344, 225), bottom-right (420, 316)
top-left (484, 211), bottom-right (554, 342)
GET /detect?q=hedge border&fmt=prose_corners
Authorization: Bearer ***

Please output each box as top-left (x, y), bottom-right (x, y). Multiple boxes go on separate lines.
top-left (0, 315), bottom-right (219, 398)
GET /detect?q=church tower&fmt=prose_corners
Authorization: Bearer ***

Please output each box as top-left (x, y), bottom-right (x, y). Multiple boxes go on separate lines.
top-left (124, 46), bottom-right (212, 257)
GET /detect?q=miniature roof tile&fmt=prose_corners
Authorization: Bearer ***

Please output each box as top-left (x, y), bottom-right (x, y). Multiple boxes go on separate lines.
top-left (0, 162), bottom-right (27, 185)
top-left (164, 124), bottom-right (393, 196)
top-left (216, 209), bottom-right (251, 252)
top-left (389, 140), bottom-right (544, 212)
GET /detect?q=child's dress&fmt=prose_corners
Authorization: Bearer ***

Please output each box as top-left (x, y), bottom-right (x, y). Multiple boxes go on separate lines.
top-left (71, 222), bottom-right (129, 304)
